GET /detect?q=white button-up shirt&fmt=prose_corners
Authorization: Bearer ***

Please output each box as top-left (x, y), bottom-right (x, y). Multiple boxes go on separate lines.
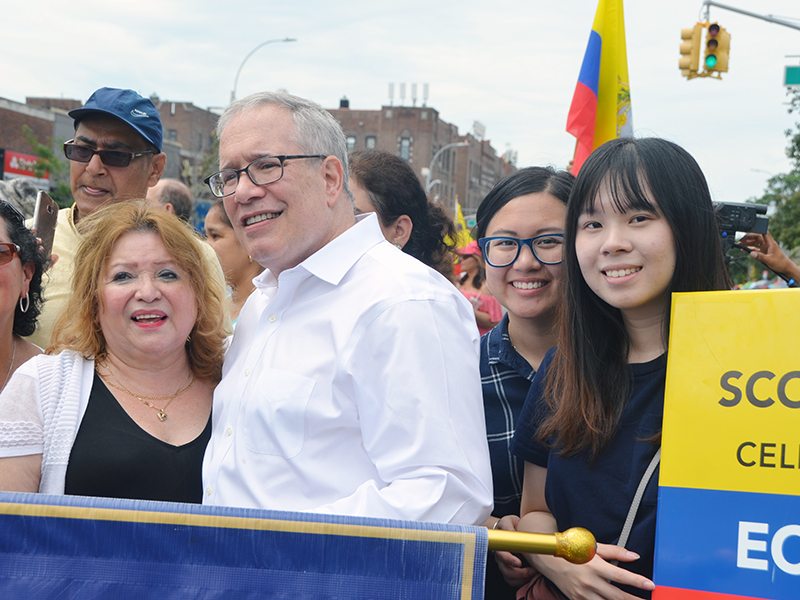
top-left (203, 214), bottom-right (493, 524)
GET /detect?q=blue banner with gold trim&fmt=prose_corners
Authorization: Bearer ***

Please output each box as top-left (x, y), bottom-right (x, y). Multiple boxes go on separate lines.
top-left (0, 491), bottom-right (487, 598)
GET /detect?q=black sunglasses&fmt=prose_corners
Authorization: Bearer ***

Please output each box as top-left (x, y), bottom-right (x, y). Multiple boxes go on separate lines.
top-left (63, 140), bottom-right (156, 168)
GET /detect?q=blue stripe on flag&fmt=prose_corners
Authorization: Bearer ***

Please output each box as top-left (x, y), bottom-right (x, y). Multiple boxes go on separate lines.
top-left (577, 30), bottom-right (602, 96)
top-left (656, 486), bottom-right (800, 599)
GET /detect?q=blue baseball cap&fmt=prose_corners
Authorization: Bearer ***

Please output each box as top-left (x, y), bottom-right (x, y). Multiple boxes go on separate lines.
top-left (69, 87), bottom-right (163, 152)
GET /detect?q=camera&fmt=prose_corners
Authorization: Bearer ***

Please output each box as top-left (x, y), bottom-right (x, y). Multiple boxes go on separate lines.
top-left (715, 202), bottom-right (768, 236)
top-left (714, 202), bottom-right (769, 254)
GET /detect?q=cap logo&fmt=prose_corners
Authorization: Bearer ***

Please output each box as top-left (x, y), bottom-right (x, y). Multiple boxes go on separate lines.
top-left (130, 108), bottom-right (149, 118)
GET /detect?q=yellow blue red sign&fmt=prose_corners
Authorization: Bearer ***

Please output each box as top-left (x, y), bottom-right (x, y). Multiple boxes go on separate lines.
top-left (655, 289), bottom-right (800, 600)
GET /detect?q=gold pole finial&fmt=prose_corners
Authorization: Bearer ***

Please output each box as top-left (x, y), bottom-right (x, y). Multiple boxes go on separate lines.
top-left (487, 527), bottom-right (596, 565)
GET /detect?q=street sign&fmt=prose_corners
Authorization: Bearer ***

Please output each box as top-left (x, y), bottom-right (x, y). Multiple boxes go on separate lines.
top-left (786, 65), bottom-right (800, 87)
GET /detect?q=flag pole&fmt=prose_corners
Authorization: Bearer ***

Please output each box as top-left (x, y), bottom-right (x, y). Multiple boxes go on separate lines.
top-left (487, 527), bottom-right (596, 564)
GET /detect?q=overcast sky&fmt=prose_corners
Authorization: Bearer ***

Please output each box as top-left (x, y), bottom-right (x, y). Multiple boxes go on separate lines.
top-left (3, 0), bottom-right (799, 202)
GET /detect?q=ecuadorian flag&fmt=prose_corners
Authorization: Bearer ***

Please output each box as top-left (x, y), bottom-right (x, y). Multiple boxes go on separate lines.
top-left (567, 0), bottom-right (633, 175)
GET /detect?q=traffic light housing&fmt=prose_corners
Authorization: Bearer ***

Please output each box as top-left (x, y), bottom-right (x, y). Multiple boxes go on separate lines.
top-left (703, 22), bottom-right (731, 75)
top-left (679, 23), bottom-right (703, 79)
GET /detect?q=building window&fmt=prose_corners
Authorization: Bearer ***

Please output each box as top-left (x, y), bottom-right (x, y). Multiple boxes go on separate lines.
top-left (346, 136), bottom-right (356, 152)
top-left (167, 129), bottom-right (178, 142)
top-left (366, 136), bottom-right (376, 149)
top-left (399, 137), bottom-right (411, 161)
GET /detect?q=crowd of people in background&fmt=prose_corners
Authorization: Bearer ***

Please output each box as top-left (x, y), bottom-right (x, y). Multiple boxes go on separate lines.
top-left (0, 86), bottom-right (799, 600)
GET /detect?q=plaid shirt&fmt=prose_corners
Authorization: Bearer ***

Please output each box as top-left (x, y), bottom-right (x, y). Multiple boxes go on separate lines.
top-left (480, 315), bottom-right (536, 519)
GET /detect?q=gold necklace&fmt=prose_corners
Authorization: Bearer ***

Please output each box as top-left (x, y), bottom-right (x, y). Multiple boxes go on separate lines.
top-left (98, 363), bottom-right (196, 422)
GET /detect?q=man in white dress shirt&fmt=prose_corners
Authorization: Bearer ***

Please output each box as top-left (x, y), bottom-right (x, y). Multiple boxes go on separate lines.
top-left (201, 91), bottom-right (492, 524)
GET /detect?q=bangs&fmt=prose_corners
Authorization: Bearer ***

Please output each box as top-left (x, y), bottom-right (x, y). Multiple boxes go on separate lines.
top-left (581, 169), bottom-right (659, 216)
top-left (571, 138), bottom-right (661, 219)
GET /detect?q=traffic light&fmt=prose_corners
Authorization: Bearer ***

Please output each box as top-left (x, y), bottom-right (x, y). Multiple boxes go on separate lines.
top-left (703, 22), bottom-right (731, 75)
top-left (679, 23), bottom-right (703, 79)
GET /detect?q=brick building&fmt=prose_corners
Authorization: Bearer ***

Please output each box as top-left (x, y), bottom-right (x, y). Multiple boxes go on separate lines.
top-left (327, 98), bottom-right (516, 218)
top-left (458, 132), bottom-right (518, 214)
top-left (0, 97), bottom-right (73, 200)
top-left (0, 97), bottom-right (63, 157)
top-left (151, 97), bottom-right (219, 194)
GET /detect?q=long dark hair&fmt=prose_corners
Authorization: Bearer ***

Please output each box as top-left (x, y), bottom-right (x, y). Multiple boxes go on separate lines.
top-left (349, 150), bottom-right (456, 278)
top-left (539, 137), bottom-right (731, 457)
top-left (0, 201), bottom-right (48, 337)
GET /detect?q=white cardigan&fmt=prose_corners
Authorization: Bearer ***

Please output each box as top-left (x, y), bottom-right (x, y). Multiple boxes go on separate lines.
top-left (0, 350), bottom-right (95, 494)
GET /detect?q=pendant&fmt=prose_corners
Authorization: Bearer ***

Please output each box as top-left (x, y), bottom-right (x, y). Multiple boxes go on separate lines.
top-left (158, 411), bottom-right (168, 422)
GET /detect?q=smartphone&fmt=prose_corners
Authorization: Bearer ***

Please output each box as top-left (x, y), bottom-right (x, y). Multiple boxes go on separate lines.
top-left (32, 190), bottom-right (59, 257)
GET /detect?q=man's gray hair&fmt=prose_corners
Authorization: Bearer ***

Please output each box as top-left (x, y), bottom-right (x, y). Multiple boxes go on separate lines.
top-left (217, 91), bottom-right (351, 194)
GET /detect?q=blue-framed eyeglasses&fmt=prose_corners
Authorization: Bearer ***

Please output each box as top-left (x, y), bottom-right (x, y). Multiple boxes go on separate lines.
top-left (477, 234), bottom-right (565, 267)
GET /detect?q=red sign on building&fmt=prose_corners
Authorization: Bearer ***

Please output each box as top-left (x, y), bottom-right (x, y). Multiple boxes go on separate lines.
top-left (1, 149), bottom-right (50, 190)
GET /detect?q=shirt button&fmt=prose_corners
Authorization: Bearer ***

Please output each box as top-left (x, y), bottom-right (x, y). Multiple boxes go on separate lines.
top-left (269, 314), bottom-right (277, 323)
top-left (226, 427), bottom-right (233, 436)
top-left (206, 487), bottom-right (212, 496)
top-left (244, 368), bottom-right (250, 376)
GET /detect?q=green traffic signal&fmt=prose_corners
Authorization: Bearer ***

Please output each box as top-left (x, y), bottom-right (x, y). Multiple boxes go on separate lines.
top-left (705, 23), bottom-right (720, 69)
top-left (702, 22), bottom-right (730, 75)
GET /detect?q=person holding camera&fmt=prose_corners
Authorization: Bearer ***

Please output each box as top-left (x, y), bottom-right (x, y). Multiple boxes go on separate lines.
top-left (739, 231), bottom-right (800, 285)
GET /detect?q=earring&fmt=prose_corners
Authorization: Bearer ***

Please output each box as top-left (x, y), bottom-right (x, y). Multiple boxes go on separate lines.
top-left (248, 255), bottom-right (253, 263)
top-left (394, 243), bottom-right (402, 249)
top-left (19, 292), bottom-right (29, 313)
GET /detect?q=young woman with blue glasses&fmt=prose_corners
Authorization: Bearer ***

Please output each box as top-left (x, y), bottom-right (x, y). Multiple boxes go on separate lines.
top-left (474, 166), bottom-right (574, 599)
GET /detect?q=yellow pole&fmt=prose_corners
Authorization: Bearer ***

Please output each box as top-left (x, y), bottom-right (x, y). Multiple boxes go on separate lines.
top-left (487, 527), bottom-right (596, 565)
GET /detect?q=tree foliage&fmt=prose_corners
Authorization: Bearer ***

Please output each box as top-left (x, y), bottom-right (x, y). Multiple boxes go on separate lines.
top-left (187, 131), bottom-right (220, 202)
top-left (750, 88), bottom-right (800, 251)
top-left (22, 125), bottom-right (72, 208)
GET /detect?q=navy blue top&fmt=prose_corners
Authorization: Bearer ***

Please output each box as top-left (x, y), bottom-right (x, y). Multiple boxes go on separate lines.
top-left (480, 315), bottom-right (537, 600)
top-left (481, 314), bottom-right (536, 519)
top-left (511, 348), bottom-right (665, 599)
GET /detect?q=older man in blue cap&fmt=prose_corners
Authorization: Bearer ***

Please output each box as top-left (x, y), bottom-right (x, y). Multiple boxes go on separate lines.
top-left (28, 88), bottom-right (167, 348)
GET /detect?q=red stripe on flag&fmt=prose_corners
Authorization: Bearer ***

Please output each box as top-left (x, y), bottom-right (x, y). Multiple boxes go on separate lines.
top-left (653, 585), bottom-right (769, 600)
top-left (566, 81), bottom-right (597, 174)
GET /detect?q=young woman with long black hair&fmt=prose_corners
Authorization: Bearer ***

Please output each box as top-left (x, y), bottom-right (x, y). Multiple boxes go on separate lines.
top-left (503, 138), bottom-right (730, 599)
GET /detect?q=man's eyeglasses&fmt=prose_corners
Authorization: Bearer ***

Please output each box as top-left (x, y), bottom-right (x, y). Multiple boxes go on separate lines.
top-left (204, 155), bottom-right (328, 198)
top-left (63, 140), bottom-right (157, 168)
top-left (477, 234), bottom-right (565, 268)
top-left (0, 243), bottom-right (20, 267)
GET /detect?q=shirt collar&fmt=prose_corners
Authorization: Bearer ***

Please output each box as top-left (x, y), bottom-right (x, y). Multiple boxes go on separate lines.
top-left (254, 212), bottom-right (385, 290)
top-left (485, 314), bottom-right (510, 364)
top-left (68, 204), bottom-right (79, 233)
top-left (486, 314), bottom-right (536, 381)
